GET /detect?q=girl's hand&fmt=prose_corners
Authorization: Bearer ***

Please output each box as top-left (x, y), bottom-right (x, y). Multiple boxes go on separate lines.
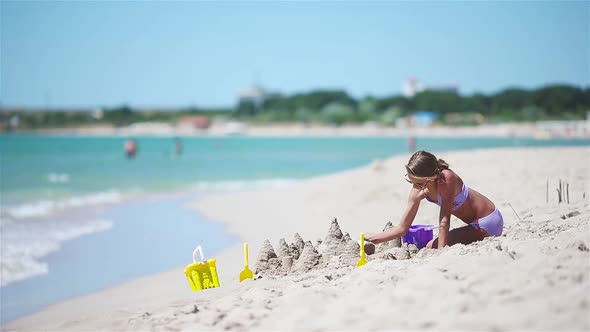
top-left (357, 238), bottom-right (376, 255)
top-left (363, 233), bottom-right (376, 243)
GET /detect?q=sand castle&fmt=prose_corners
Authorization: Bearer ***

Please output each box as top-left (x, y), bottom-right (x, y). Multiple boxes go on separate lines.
top-left (254, 218), bottom-right (422, 278)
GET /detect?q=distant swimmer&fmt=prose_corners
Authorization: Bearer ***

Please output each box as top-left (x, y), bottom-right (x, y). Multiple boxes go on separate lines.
top-left (408, 135), bottom-right (417, 153)
top-left (124, 138), bottom-right (138, 158)
top-left (174, 137), bottom-right (182, 156)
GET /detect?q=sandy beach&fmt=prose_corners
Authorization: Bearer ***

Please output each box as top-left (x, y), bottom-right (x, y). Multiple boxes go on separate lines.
top-left (4, 146), bottom-right (589, 331)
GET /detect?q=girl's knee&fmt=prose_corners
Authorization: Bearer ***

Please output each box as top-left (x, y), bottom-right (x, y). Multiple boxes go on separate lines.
top-left (426, 238), bottom-right (438, 249)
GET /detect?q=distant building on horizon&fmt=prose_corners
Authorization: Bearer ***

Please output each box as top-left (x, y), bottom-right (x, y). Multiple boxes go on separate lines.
top-left (237, 86), bottom-right (267, 107)
top-left (396, 111), bottom-right (439, 128)
top-left (402, 77), bottom-right (424, 97)
top-left (177, 115), bottom-right (210, 129)
top-left (425, 83), bottom-right (460, 94)
top-left (402, 78), bottom-right (459, 97)
top-left (236, 85), bottom-right (278, 115)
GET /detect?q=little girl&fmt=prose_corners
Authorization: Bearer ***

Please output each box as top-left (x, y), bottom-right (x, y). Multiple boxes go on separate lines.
top-left (366, 150), bottom-right (503, 249)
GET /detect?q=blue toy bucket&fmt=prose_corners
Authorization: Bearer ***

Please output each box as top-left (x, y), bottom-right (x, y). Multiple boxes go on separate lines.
top-left (402, 225), bottom-right (434, 249)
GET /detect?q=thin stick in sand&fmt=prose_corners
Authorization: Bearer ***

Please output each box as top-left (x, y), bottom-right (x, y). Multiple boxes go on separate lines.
top-left (508, 203), bottom-right (521, 221)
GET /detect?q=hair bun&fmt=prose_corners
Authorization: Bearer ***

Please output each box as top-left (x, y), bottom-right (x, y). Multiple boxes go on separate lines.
top-left (437, 158), bottom-right (449, 170)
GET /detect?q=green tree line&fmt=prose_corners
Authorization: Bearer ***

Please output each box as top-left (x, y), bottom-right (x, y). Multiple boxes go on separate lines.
top-left (0, 106), bottom-right (233, 130)
top-left (236, 84), bottom-right (590, 125)
top-left (1, 84), bottom-right (588, 130)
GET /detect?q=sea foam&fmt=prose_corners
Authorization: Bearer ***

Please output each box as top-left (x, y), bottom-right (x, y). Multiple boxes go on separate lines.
top-left (5, 191), bottom-right (123, 219)
top-left (0, 217), bottom-right (113, 287)
top-left (47, 173), bottom-right (70, 184)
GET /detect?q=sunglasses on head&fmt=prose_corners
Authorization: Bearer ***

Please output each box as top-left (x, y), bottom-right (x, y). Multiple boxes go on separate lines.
top-left (404, 173), bottom-right (434, 189)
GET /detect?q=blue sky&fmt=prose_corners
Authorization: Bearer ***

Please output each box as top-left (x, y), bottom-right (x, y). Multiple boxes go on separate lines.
top-left (1, 1), bottom-right (588, 109)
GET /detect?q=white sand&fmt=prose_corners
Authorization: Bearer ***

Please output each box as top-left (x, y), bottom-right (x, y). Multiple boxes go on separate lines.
top-left (4, 146), bottom-right (590, 331)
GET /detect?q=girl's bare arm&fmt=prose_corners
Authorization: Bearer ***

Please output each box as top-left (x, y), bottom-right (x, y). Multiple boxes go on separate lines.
top-left (436, 172), bottom-right (457, 248)
top-left (366, 189), bottom-right (422, 244)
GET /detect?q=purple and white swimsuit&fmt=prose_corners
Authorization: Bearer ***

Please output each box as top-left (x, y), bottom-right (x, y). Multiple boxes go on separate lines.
top-left (425, 183), bottom-right (503, 236)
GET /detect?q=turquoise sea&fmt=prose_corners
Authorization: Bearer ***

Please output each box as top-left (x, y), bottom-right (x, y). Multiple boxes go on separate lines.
top-left (1, 134), bottom-right (589, 322)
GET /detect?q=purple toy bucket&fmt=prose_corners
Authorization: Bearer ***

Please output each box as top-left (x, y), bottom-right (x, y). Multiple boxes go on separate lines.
top-left (402, 225), bottom-right (434, 249)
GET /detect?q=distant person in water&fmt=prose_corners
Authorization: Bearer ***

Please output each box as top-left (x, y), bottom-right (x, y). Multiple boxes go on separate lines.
top-left (174, 137), bottom-right (182, 156)
top-left (364, 150), bottom-right (503, 249)
top-left (124, 138), bottom-right (138, 158)
top-left (407, 135), bottom-right (416, 153)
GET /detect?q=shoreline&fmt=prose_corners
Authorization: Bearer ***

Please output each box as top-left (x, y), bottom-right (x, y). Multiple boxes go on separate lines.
top-left (4, 121), bottom-right (588, 139)
top-left (0, 191), bottom-right (239, 324)
top-left (4, 145), bottom-right (590, 331)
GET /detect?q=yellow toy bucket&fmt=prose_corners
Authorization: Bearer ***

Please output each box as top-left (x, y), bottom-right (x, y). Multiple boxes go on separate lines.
top-left (184, 245), bottom-right (220, 292)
